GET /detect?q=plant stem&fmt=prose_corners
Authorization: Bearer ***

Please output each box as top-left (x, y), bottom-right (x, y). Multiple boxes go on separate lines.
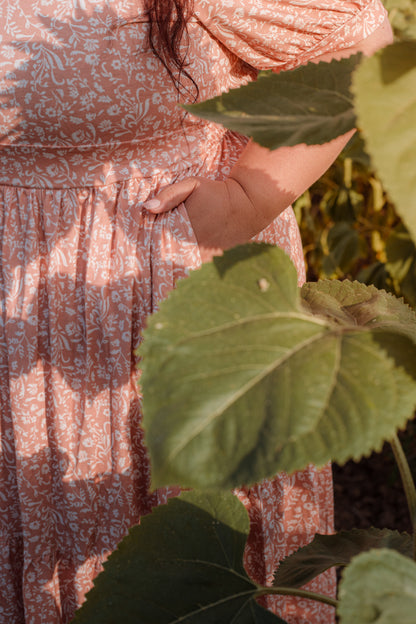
top-left (390, 434), bottom-right (416, 558)
top-left (344, 157), bottom-right (352, 189)
top-left (256, 586), bottom-right (338, 609)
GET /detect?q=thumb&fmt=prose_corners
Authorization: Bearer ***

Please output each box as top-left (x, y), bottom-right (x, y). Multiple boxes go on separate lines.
top-left (142, 177), bottom-right (200, 214)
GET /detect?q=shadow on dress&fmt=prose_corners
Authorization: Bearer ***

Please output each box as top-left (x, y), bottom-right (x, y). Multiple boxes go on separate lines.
top-left (0, 444), bottom-right (180, 623)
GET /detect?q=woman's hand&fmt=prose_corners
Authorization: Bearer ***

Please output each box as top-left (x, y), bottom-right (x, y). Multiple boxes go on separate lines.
top-left (143, 16), bottom-right (394, 263)
top-left (143, 129), bottom-right (357, 263)
top-left (143, 176), bottom-right (262, 263)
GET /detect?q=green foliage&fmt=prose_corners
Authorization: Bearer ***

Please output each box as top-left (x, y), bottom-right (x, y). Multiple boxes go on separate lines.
top-left (386, 224), bottom-right (416, 306)
top-left (294, 150), bottom-right (416, 305)
top-left (141, 244), bottom-right (416, 490)
top-left (273, 529), bottom-right (412, 589)
top-left (321, 221), bottom-right (364, 275)
top-left (296, 151), bottom-right (389, 273)
top-left (383, 0), bottom-right (416, 41)
top-left (184, 56), bottom-right (358, 149)
top-left (353, 41), bottom-right (416, 242)
top-left (71, 491), bottom-right (287, 624)
top-left (338, 549), bottom-right (416, 623)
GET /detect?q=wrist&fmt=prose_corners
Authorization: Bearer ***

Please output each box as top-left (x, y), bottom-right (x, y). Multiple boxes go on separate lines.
top-left (222, 177), bottom-right (262, 243)
top-left (225, 175), bottom-right (277, 239)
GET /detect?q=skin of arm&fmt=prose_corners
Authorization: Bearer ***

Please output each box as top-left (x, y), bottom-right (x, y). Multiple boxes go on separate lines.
top-left (143, 16), bottom-right (393, 262)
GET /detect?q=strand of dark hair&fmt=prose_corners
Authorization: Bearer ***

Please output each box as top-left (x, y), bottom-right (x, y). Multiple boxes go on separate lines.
top-left (145, 0), bottom-right (199, 100)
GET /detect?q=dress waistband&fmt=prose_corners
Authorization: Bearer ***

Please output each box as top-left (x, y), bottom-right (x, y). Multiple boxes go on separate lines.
top-left (0, 124), bottom-right (227, 190)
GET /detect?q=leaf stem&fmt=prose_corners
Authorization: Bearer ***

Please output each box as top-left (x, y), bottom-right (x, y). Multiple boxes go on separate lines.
top-left (390, 433), bottom-right (416, 558)
top-left (256, 586), bottom-right (338, 609)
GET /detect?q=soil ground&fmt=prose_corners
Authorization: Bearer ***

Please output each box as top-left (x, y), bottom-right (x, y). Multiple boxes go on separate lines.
top-left (333, 423), bottom-right (416, 534)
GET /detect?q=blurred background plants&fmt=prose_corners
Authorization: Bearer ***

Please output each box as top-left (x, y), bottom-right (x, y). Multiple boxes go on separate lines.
top-left (296, 0), bottom-right (416, 306)
top-left (295, 0), bottom-right (416, 536)
top-left (295, 138), bottom-right (416, 308)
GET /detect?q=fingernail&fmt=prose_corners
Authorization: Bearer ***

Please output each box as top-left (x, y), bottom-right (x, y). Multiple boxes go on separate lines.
top-left (143, 199), bottom-right (161, 212)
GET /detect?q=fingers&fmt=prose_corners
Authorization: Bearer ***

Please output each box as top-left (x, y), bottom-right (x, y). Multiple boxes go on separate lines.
top-left (143, 177), bottom-right (200, 214)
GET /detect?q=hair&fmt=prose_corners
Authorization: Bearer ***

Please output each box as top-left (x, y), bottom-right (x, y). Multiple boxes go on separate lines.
top-left (145, 0), bottom-right (198, 99)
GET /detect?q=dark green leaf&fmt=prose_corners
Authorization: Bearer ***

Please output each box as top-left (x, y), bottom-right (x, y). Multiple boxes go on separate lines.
top-left (385, 224), bottom-right (416, 307)
top-left (338, 549), bottom-right (416, 623)
top-left (326, 188), bottom-right (363, 223)
top-left (398, 266), bottom-right (416, 308)
top-left (273, 528), bottom-right (412, 589)
top-left (322, 222), bottom-right (362, 275)
top-left (386, 224), bottom-right (416, 281)
top-left (339, 131), bottom-right (371, 168)
top-left (185, 57), bottom-right (358, 149)
top-left (357, 262), bottom-right (391, 292)
top-left (140, 244), bottom-right (416, 490)
top-left (71, 491), bottom-right (287, 624)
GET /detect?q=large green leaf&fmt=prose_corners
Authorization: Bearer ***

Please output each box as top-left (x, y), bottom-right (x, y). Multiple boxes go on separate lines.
top-left (353, 41), bottom-right (416, 242)
top-left (338, 548), bottom-right (416, 623)
top-left (184, 57), bottom-right (358, 149)
top-left (273, 528), bottom-right (412, 589)
top-left (71, 491), bottom-right (286, 624)
top-left (140, 244), bottom-right (416, 489)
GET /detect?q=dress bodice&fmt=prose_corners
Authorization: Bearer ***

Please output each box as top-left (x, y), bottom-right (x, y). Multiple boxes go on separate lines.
top-left (0, 0), bottom-right (386, 188)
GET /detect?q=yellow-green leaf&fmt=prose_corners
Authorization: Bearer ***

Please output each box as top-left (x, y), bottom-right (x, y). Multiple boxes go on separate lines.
top-left (338, 549), bottom-right (416, 623)
top-left (353, 42), bottom-right (416, 242)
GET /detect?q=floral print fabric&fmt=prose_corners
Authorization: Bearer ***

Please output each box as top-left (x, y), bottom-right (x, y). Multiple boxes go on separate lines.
top-left (0, 1), bottom-right (387, 623)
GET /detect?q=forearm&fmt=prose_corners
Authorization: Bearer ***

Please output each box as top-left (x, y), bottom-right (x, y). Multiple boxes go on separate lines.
top-left (227, 130), bottom-right (355, 237)
top-left (226, 14), bottom-right (394, 238)
top-left (144, 16), bottom-right (394, 259)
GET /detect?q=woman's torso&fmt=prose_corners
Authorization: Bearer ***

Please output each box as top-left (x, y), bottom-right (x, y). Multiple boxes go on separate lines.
top-left (0, 0), bottom-right (254, 188)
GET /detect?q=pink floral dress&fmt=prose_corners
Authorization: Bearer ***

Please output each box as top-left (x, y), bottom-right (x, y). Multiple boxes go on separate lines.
top-left (0, 1), bottom-right (387, 623)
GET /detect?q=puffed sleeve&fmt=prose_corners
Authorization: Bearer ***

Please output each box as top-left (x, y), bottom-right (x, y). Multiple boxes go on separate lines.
top-left (194, 0), bottom-right (388, 71)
